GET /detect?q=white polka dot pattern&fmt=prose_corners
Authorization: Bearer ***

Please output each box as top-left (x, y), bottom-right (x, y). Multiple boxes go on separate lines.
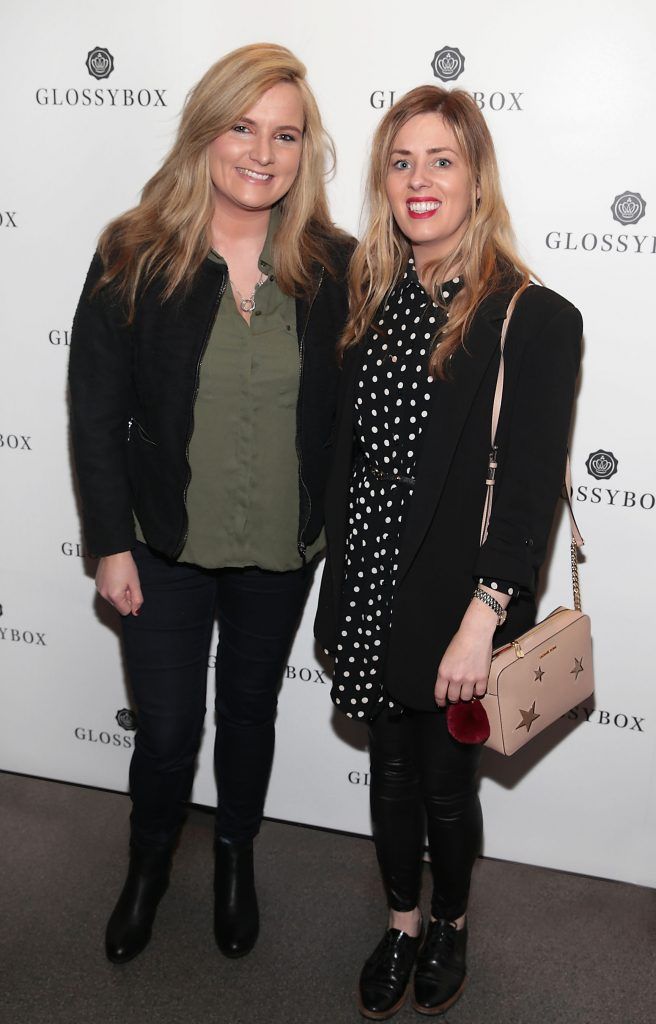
top-left (331, 261), bottom-right (463, 720)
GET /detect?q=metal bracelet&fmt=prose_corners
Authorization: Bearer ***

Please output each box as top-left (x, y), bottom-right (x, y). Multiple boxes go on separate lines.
top-left (473, 586), bottom-right (506, 623)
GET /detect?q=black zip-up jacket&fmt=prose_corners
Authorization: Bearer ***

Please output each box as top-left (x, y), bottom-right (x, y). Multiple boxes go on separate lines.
top-left (69, 240), bottom-right (353, 559)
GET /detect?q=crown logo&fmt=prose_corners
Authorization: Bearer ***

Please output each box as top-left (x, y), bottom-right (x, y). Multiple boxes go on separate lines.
top-left (85, 46), bottom-right (115, 81)
top-left (431, 46), bottom-right (465, 82)
top-left (611, 191), bottom-right (646, 226)
top-left (585, 450), bottom-right (618, 481)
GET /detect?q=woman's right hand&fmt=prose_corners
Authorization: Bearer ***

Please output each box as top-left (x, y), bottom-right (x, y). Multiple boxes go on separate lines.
top-left (95, 551), bottom-right (144, 616)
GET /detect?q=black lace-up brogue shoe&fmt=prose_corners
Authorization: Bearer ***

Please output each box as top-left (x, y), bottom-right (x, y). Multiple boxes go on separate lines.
top-left (358, 921), bottom-right (424, 1020)
top-left (412, 918), bottom-right (467, 1015)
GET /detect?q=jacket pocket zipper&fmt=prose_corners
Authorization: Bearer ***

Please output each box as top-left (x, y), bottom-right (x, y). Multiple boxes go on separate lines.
top-left (128, 418), bottom-right (157, 446)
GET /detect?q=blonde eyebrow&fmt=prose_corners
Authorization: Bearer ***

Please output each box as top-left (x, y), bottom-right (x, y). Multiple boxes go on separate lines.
top-left (238, 117), bottom-right (303, 133)
top-left (391, 146), bottom-right (458, 157)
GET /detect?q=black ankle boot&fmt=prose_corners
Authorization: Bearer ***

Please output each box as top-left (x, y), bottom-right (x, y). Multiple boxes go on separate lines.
top-left (105, 845), bottom-right (172, 964)
top-left (214, 837), bottom-right (259, 958)
top-left (412, 919), bottom-right (468, 1015)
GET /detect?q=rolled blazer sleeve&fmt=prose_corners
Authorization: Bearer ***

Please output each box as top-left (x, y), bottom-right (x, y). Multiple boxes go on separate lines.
top-left (68, 254), bottom-right (137, 557)
top-left (473, 298), bottom-right (582, 593)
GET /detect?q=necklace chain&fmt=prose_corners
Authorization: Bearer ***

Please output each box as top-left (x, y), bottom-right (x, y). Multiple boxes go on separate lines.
top-left (231, 272), bottom-right (267, 314)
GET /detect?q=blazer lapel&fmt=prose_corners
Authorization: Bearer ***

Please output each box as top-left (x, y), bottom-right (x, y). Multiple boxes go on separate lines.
top-left (395, 293), bottom-right (509, 585)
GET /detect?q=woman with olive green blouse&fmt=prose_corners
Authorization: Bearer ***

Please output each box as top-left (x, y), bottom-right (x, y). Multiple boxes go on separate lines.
top-left (69, 45), bottom-right (352, 966)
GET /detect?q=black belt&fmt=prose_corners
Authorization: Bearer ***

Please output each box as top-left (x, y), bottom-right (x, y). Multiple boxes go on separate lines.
top-left (367, 461), bottom-right (416, 487)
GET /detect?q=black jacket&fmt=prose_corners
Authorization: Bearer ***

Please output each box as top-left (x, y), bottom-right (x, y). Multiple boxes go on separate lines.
top-left (314, 284), bottom-right (583, 711)
top-left (69, 241), bottom-right (353, 559)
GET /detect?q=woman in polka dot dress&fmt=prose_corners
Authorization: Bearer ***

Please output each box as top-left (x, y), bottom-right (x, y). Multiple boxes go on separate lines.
top-left (315, 87), bottom-right (582, 1020)
top-left (333, 264), bottom-right (464, 722)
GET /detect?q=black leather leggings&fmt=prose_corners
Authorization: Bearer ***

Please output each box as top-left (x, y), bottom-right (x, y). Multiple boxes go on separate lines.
top-left (368, 706), bottom-right (483, 922)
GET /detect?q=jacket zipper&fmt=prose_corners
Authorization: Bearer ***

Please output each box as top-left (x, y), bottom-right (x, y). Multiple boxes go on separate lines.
top-left (127, 418), bottom-right (157, 446)
top-left (174, 271), bottom-right (227, 557)
top-left (296, 267), bottom-right (324, 561)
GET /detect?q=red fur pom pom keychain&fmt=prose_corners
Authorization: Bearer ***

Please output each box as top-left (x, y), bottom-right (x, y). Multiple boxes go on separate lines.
top-left (446, 699), bottom-right (491, 745)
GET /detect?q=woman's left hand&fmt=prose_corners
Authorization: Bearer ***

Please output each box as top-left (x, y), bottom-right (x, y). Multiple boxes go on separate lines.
top-left (434, 597), bottom-right (503, 707)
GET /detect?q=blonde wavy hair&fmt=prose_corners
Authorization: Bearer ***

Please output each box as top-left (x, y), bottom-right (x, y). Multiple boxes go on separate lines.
top-left (340, 86), bottom-right (533, 377)
top-left (96, 43), bottom-right (347, 315)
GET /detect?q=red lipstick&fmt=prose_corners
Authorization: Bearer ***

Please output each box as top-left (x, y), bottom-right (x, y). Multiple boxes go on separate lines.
top-left (406, 196), bottom-right (442, 219)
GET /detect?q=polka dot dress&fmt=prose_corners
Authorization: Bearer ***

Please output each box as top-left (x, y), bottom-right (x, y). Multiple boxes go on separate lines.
top-left (331, 260), bottom-right (463, 721)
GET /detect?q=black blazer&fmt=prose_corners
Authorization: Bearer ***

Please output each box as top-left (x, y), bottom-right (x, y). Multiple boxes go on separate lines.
top-left (314, 284), bottom-right (583, 711)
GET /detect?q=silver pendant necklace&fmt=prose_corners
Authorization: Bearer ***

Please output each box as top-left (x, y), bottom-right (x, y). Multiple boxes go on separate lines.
top-left (231, 273), bottom-right (267, 314)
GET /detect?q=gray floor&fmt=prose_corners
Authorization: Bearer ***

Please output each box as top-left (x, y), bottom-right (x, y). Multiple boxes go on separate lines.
top-left (1, 771), bottom-right (654, 1024)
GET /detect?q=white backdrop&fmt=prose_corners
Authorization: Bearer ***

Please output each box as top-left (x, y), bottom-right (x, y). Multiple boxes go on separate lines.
top-left (1, 0), bottom-right (655, 888)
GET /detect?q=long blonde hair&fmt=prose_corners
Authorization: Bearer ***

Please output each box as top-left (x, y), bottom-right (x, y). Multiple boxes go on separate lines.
top-left (96, 43), bottom-right (347, 316)
top-left (340, 86), bottom-right (532, 377)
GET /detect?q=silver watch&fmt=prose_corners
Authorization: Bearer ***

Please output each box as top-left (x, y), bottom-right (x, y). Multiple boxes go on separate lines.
top-left (473, 586), bottom-right (507, 626)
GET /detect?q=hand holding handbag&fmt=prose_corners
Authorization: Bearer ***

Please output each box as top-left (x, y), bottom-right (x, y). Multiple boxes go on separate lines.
top-left (447, 286), bottom-right (594, 755)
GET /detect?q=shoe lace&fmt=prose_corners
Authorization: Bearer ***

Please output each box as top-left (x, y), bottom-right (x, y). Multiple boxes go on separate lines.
top-left (378, 929), bottom-right (403, 965)
top-left (425, 920), bottom-right (456, 961)
top-left (374, 926), bottom-right (418, 973)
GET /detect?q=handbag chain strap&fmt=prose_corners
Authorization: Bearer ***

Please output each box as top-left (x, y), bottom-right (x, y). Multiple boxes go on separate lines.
top-left (479, 284), bottom-right (584, 611)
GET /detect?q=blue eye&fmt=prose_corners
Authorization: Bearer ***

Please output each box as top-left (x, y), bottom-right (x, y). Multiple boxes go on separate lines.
top-left (435, 158), bottom-right (451, 168)
top-left (232, 124), bottom-right (250, 134)
top-left (393, 159), bottom-right (410, 170)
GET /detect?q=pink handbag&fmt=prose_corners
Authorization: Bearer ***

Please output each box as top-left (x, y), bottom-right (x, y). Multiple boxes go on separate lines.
top-left (451, 286), bottom-right (594, 756)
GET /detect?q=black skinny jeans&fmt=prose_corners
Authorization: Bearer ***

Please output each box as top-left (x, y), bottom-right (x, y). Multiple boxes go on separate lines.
top-left (121, 542), bottom-right (313, 850)
top-left (369, 706), bottom-right (483, 922)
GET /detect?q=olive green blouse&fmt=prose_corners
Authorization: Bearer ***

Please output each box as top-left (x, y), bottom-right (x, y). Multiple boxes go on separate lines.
top-left (174, 211), bottom-right (324, 571)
